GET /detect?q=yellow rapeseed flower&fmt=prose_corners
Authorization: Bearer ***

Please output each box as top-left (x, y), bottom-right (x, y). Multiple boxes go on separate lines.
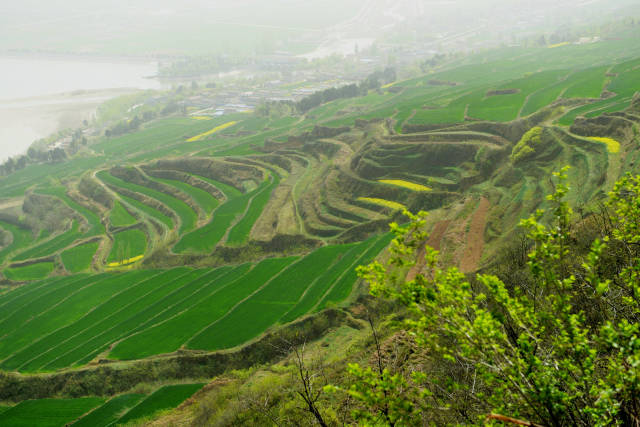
top-left (107, 254), bottom-right (144, 268)
top-left (357, 197), bottom-right (406, 211)
top-left (379, 179), bottom-right (431, 192)
top-left (186, 121), bottom-right (238, 142)
top-left (191, 116), bottom-right (212, 120)
top-left (548, 42), bottom-right (570, 49)
top-left (589, 136), bottom-right (620, 154)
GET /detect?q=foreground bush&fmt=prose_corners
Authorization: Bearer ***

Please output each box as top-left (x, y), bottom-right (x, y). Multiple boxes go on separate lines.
top-left (338, 167), bottom-right (640, 426)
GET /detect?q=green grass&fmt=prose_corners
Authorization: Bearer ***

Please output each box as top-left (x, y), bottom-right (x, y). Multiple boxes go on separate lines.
top-left (116, 384), bottom-right (204, 425)
top-left (4, 262), bottom-right (54, 281)
top-left (97, 171), bottom-right (196, 234)
top-left (0, 221), bottom-right (33, 264)
top-left (0, 397), bottom-right (104, 427)
top-left (61, 242), bottom-right (99, 273)
top-left (109, 201), bottom-right (137, 227)
top-left (12, 221), bottom-right (81, 261)
top-left (71, 393), bottom-right (145, 427)
top-left (107, 229), bottom-right (147, 264)
top-left (187, 245), bottom-right (352, 350)
top-left (226, 175), bottom-right (279, 245)
top-left (155, 177), bottom-right (220, 214)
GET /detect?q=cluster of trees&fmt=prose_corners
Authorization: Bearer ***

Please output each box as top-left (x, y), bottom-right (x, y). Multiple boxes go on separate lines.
top-left (104, 111), bottom-right (157, 138)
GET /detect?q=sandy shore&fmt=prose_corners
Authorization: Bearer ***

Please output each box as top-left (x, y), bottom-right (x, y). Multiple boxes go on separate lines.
top-left (0, 88), bottom-right (136, 161)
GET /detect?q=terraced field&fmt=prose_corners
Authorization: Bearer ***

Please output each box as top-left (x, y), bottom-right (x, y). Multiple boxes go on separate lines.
top-left (0, 397), bottom-right (104, 427)
top-left (0, 35), bottom-right (638, 424)
top-left (0, 239), bottom-right (386, 371)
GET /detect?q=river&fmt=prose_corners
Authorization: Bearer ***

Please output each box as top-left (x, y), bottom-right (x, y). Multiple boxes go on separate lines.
top-left (0, 55), bottom-right (161, 161)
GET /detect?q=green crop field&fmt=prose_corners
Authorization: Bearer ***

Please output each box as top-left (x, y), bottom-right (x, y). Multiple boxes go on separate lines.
top-left (71, 393), bottom-right (144, 427)
top-left (106, 229), bottom-right (147, 264)
top-left (187, 244), bottom-right (355, 350)
top-left (12, 221), bottom-right (81, 261)
top-left (0, 397), bottom-right (104, 427)
top-left (226, 174), bottom-right (280, 245)
top-left (120, 194), bottom-right (174, 229)
top-left (61, 242), bottom-right (99, 273)
top-left (173, 183), bottom-right (262, 253)
top-left (3, 262), bottom-right (54, 281)
top-left (109, 260), bottom-right (290, 359)
top-left (0, 221), bottom-right (33, 264)
top-left (155, 177), bottom-right (220, 214)
top-left (109, 201), bottom-right (137, 227)
top-left (97, 171), bottom-right (197, 234)
top-left (115, 384), bottom-right (204, 425)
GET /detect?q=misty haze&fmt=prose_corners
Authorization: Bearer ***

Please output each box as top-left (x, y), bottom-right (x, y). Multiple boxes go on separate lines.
top-left (0, 1), bottom-right (639, 425)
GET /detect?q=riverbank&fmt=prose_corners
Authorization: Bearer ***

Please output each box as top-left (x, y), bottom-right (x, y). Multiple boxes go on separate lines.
top-left (0, 88), bottom-right (137, 161)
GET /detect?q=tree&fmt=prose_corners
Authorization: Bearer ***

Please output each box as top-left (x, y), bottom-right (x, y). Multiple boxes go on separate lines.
top-left (334, 167), bottom-right (640, 426)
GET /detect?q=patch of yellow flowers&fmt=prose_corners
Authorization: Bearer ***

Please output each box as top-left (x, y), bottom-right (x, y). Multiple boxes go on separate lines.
top-left (186, 121), bottom-right (237, 142)
top-left (548, 42), bottom-right (570, 49)
top-left (589, 136), bottom-right (621, 154)
top-left (379, 179), bottom-right (431, 192)
top-left (107, 254), bottom-right (144, 268)
top-left (357, 197), bottom-right (406, 211)
top-left (191, 116), bottom-right (212, 120)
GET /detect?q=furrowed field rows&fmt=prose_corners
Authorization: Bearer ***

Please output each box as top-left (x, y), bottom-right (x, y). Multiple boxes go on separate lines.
top-left (109, 260), bottom-right (290, 359)
top-left (174, 180), bottom-right (267, 253)
top-left (0, 272), bottom-right (146, 366)
top-left (0, 274), bottom-right (99, 341)
top-left (0, 273), bottom-right (126, 363)
top-left (155, 177), bottom-right (220, 214)
top-left (226, 174), bottom-right (280, 245)
top-left (71, 393), bottom-right (145, 427)
top-left (97, 171), bottom-right (197, 234)
top-left (280, 237), bottom-right (377, 323)
top-left (0, 236), bottom-right (391, 371)
top-left (193, 174), bottom-right (243, 198)
top-left (316, 233), bottom-right (394, 310)
top-left (27, 269), bottom-right (206, 371)
top-left (12, 221), bottom-right (81, 261)
top-left (187, 244), bottom-right (354, 351)
top-left (0, 397), bottom-right (105, 427)
top-left (115, 384), bottom-right (205, 425)
top-left (121, 194), bottom-right (174, 229)
top-left (0, 270), bottom-right (171, 370)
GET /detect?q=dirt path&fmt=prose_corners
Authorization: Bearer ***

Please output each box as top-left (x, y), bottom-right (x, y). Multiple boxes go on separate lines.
top-left (406, 220), bottom-right (451, 281)
top-left (460, 197), bottom-right (490, 273)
